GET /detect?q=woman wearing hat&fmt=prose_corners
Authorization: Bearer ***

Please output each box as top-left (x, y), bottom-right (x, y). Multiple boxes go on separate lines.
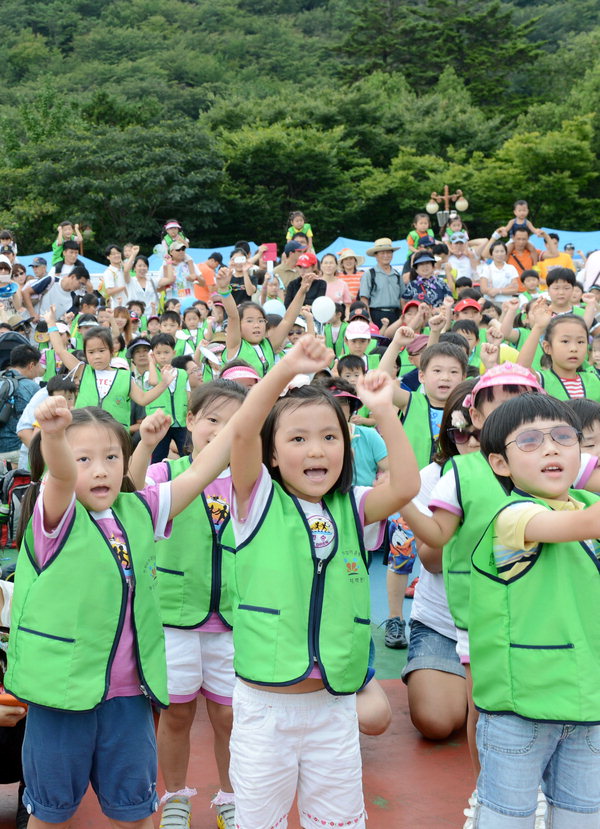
top-left (359, 238), bottom-right (403, 328)
top-left (337, 248), bottom-right (365, 300)
top-left (402, 251), bottom-right (452, 308)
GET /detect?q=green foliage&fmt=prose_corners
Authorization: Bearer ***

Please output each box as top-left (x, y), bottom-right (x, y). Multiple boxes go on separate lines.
top-left (0, 0), bottom-right (599, 252)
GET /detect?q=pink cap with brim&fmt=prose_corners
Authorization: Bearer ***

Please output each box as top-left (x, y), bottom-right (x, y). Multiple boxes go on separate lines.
top-left (463, 363), bottom-right (545, 408)
top-left (221, 365), bottom-right (261, 383)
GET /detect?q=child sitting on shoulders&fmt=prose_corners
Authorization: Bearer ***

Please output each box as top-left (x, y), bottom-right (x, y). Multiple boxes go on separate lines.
top-left (285, 211), bottom-right (314, 251)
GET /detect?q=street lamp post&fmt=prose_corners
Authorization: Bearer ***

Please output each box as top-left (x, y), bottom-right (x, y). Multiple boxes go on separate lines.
top-left (425, 185), bottom-right (469, 229)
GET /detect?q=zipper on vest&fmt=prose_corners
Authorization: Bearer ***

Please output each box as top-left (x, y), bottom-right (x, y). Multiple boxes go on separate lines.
top-left (209, 532), bottom-right (222, 615)
top-left (307, 556), bottom-right (326, 667)
top-left (102, 552), bottom-right (128, 703)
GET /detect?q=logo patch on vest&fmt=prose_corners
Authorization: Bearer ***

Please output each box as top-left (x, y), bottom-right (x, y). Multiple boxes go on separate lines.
top-left (207, 494), bottom-right (230, 529)
top-left (307, 515), bottom-right (335, 555)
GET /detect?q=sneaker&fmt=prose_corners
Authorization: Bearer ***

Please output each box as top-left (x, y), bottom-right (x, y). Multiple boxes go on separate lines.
top-left (405, 577), bottom-right (419, 598)
top-left (384, 616), bottom-right (407, 648)
top-left (463, 790), bottom-right (478, 829)
top-left (159, 795), bottom-right (192, 829)
top-left (215, 801), bottom-right (236, 829)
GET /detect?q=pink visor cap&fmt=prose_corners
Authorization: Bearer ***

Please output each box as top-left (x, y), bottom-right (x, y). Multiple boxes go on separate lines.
top-left (463, 363), bottom-right (544, 408)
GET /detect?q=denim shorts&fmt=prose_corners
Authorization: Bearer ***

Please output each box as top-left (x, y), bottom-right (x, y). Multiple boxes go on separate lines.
top-left (476, 712), bottom-right (600, 827)
top-left (401, 619), bottom-right (466, 683)
top-left (22, 695), bottom-right (159, 823)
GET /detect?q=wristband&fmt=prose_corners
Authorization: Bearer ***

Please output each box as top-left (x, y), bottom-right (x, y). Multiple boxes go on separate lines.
top-left (492, 231), bottom-right (500, 240)
top-left (48, 326), bottom-right (58, 333)
top-left (218, 289), bottom-right (232, 297)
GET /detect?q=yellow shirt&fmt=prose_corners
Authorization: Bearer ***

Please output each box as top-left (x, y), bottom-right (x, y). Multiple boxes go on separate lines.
top-left (535, 252), bottom-right (574, 281)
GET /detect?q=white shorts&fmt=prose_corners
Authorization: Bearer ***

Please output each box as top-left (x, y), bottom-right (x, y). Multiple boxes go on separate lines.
top-left (455, 627), bottom-right (470, 664)
top-left (230, 680), bottom-right (366, 829)
top-left (164, 627), bottom-right (235, 705)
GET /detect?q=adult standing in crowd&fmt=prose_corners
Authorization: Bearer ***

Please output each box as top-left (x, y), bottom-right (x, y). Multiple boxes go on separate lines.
top-left (194, 252), bottom-right (223, 302)
top-left (360, 238), bottom-right (403, 327)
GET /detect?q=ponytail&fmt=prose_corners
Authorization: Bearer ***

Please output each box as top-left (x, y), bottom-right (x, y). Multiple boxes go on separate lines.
top-left (16, 432), bottom-right (44, 549)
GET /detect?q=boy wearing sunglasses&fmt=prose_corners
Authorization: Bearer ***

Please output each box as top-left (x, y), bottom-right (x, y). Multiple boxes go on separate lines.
top-left (468, 392), bottom-right (600, 827)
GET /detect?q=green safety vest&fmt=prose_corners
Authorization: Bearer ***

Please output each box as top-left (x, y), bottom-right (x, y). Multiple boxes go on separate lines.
top-left (324, 323), bottom-right (348, 358)
top-left (145, 367), bottom-right (188, 426)
top-left (155, 457), bottom-right (235, 628)
top-left (401, 392), bottom-right (441, 469)
top-left (396, 348), bottom-right (413, 377)
top-left (470, 488), bottom-right (600, 723)
top-left (227, 481), bottom-right (371, 694)
top-left (6, 496), bottom-right (168, 711)
top-left (174, 336), bottom-right (191, 357)
top-left (42, 349), bottom-right (57, 383)
top-left (75, 366), bottom-right (132, 427)
top-left (539, 368), bottom-right (600, 402)
top-left (514, 328), bottom-right (545, 371)
top-left (227, 339), bottom-right (275, 377)
top-left (441, 452), bottom-right (511, 630)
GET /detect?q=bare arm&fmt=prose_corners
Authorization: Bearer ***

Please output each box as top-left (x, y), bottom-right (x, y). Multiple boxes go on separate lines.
top-left (499, 297), bottom-right (521, 344)
top-left (230, 336), bottom-right (335, 519)
top-left (525, 500), bottom-right (600, 544)
top-left (360, 373), bottom-right (420, 523)
top-left (35, 397), bottom-right (77, 530)
top-left (399, 499), bottom-right (460, 548)
top-left (129, 368), bottom-right (176, 407)
top-left (269, 273), bottom-right (313, 352)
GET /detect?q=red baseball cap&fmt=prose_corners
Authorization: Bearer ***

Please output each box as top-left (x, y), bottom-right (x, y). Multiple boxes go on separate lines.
top-left (403, 300), bottom-right (421, 314)
top-left (454, 298), bottom-right (481, 313)
top-left (297, 252), bottom-right (318, 268)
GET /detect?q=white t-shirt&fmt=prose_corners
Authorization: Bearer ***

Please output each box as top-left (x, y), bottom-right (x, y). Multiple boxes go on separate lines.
top-left (160, 262), bottom-right (193, 300)
top-left (127, 274), bottom-right (160, 311)
top-left (447, 254), bottom-right (475, 280)
top-left (408, 462), bottom-right (457, 641)
top-left (231, 465), bottom-right (384, 554)
top-left (480, 262), bottom-right (519, 303)
top-left (16, 387), bottom-right (48, 469)
top-left (94, 369), bottom-right (120, 400)
top-left (31, 276), bottom-right (75, 320)
top-left (102, 265), bottom-right (128, 302)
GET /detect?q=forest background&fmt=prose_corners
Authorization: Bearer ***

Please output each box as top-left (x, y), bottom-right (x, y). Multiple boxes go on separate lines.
top-left (0, 0), bottom-right (599, 258)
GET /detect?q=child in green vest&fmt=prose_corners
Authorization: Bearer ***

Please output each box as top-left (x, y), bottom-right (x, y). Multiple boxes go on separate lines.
top-left (518, 305), bottom-right (600, 401)
top-left (340, 320), bottom-right (381, 370)
top-left (46, 313), bottom-right (176, 429)
top-left (380, 329), bottom-right (468, 468)
top-left (6, 400), bottom-right (242, 829)
top-left (130, 380), bottom-right (248, 829)
top-left (568, 397), bottom-right (600, 458)
top-left (471, 393), bottom-right (600, 826)
top-left (227, 336), bottom-right (419, 829)
top-left (146, 333), bottom-right (190, 462)
top-left (217, 267), bottom-right (312, 376)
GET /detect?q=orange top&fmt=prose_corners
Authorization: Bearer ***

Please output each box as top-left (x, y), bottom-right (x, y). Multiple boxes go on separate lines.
top-left (194, 262), bottom-right (216, 302)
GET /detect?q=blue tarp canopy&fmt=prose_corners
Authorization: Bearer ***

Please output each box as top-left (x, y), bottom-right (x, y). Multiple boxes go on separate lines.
top-left (16, 227), bottom-right (600, 274)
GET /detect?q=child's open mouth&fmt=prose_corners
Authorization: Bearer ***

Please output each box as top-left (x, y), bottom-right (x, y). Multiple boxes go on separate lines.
top-left (304, 468), bottom-right (328, 481)
top-left (541, 465), bottom-right (563, 475)
top-left (91, 486), bottom-right (111, 496)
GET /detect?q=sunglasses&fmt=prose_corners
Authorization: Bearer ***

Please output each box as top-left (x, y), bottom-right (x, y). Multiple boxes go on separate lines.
top-left (505, 425), bottom-right (580, 453)
top-left (447, 427), bottom-right (481, 445)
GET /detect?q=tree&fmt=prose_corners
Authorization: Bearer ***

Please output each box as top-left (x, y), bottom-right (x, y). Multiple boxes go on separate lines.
top-left (337, 0), bottom-right (541, 110)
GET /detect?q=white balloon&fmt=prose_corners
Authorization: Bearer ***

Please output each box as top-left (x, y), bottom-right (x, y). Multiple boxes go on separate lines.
top-left (263, 299), bottom-right (286, 318)
top-left (311, 296), bottom-right (336, 324)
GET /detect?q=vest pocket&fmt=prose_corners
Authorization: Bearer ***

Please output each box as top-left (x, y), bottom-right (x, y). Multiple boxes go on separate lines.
top-left (354, 617), bottom-right (371, 625)
top-left (510, 642), bottom-right (577, 715)
top-left (238, 604), bottom-right (280, 615)
top-left (18, 626), bottom-right (75, 643)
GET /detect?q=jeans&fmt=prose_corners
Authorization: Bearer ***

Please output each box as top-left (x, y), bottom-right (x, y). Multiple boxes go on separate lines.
top-left (475, 712), bottom-right (600, 827)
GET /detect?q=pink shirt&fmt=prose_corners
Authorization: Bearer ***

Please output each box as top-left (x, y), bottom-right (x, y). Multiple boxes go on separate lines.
top-left (325, 278), bottom-right (352, 305)
top-left (34, 483), bottom-right (172, 699)
top-left (146, 460), bottom-right (233, 633)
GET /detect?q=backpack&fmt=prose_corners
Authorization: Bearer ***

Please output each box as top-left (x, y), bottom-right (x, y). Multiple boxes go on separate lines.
top-left (358, 267), bottom-right (403, 302)
top-left (0, 371), bottom-right (26, 427)
top-left (0, 468), bottom-right (32, 549)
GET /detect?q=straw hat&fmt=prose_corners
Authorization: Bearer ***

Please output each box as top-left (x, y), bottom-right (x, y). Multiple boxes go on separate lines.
top-left (337, 247), bottom-right (365, 268)
top-left (366, 238), bottom-right (399, 257)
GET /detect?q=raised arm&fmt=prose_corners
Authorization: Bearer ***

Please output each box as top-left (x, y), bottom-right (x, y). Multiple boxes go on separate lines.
top-left (230, 336), bottom-right (335, 519)
top-left (45, 307), bottom-right (80, 372)
top-left (499, 297), bottom-right (521, 344)
top-left (379, 327), bottom-right (414, 410)
top-left (35, 396), bottom-right (77, 530)
top-left (269, 272), bottom-right (314, 352)
top-left (516, 299), bottom-right (551, 369)
top-left (129, 410), bottom-right (172, 490)
top-left (358, 372), bottom-right (419, 523)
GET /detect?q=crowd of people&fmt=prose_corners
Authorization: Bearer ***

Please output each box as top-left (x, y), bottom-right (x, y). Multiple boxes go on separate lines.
top-left (1, 203), bottom-right (600, 829)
